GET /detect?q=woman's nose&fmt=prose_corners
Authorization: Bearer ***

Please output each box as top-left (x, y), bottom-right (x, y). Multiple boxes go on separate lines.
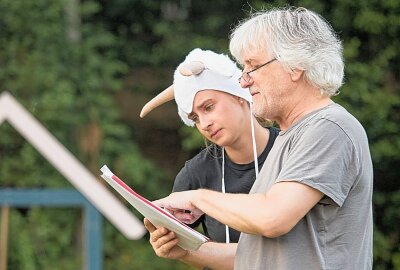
top-left (199, 116), bottom-right (213, 131)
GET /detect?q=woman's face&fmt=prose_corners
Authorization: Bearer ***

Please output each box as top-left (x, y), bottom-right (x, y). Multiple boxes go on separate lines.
top-left (188, 90), bottom-right (249, 147)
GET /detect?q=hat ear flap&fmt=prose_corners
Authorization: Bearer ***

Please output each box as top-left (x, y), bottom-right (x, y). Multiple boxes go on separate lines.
top-left (179, 61), bottom-right (205, 76)
top-left (140, 85), bottom-right (175, 118)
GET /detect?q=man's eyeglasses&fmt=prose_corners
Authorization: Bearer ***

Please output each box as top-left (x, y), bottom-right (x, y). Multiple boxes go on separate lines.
top-left (239, 58), bottom-right (277, 83)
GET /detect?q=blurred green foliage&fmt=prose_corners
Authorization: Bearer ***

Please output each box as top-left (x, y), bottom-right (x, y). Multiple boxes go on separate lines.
top-left (0, 0), bottom-right (399, 269)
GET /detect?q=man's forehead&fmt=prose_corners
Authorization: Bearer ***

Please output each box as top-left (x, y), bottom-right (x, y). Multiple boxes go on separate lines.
top-left (243, 57), bottom-right (257, 65)
top-left (241, 50), bottom-right (269, 65)
top-left (242, 57), bottom-right (262, 67)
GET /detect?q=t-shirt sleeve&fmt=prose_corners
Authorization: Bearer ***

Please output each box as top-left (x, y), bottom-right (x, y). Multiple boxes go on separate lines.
top-left (277, 119), bottom-right (360, 207)
top-left (171, 160), bottom-right (204, 228)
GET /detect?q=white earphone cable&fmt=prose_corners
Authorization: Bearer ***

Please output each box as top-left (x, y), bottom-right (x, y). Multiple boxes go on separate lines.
top-left (221, 148), bottom-right (230, 243)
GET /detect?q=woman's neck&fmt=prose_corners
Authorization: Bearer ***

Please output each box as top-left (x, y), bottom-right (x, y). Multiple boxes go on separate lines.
top-left (224, 122), bottom-right (270, 164)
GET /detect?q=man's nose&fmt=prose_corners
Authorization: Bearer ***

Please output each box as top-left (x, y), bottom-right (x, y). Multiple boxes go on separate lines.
top-left (240, 77), bottom-right (253, 88)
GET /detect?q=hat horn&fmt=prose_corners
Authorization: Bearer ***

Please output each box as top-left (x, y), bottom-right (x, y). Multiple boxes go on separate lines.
top-left (140, 85), bottom-right (175, 118)
top-left (179, 61), bottom-right (206, 76)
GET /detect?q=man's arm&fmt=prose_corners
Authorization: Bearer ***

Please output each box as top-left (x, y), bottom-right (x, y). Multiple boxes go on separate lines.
top-left (144, 218), bottom-right (236, 270)
top-left (157, 181), bottom-right (324, 238)
top-left (182, 242), bottom-right (237, 270)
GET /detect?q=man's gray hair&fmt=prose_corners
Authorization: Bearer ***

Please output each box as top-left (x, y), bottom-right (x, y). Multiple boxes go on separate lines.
top-left (229, 7), bottom-right (344, 96)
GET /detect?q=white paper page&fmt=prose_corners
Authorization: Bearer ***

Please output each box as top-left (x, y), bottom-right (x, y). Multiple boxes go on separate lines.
top-left (100, 165), bottom-right (209, 251)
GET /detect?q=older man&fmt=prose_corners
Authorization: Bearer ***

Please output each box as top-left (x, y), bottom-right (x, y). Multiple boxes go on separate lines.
top-left (147, 7), bottom-right (373, 270)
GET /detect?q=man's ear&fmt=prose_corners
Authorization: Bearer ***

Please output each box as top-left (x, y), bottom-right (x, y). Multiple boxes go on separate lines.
top-left (290, 69), bottom-right (304, 82)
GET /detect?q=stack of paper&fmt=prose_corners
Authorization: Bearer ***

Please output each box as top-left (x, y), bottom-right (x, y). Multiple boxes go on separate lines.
top-left (100, 165), bottom-right (209, 251)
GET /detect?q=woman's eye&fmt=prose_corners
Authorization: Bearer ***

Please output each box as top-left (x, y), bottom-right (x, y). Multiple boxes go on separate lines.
top-left (189, 115), bottom-right (199, 123)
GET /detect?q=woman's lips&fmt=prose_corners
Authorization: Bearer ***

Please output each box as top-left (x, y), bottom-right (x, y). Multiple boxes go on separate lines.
top-left (210, 129), bottom-right (222, 139)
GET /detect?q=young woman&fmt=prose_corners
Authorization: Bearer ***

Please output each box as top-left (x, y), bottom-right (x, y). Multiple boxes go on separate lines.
top-left (140, 48), bottom-right (279, 244)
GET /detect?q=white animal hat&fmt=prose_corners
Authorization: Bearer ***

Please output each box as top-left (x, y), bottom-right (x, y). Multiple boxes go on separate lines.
top-left (140, 48), bottom-right (252, 126)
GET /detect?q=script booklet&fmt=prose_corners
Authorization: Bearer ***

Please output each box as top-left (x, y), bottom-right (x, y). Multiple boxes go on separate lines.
top-left (100, 165), bottom-right (209, 251)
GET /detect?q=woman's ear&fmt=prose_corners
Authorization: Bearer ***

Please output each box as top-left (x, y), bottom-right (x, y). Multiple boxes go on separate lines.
top-left (234, 96), bottom-right (245, 105)
top-left (233, 95), bottom-right (244, 104)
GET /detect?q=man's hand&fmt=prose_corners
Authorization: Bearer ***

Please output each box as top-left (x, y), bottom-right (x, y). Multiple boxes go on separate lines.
top-left (144, 218), bottom-right (189, 260)
top-left (154, 191), bottom-right (204, 224)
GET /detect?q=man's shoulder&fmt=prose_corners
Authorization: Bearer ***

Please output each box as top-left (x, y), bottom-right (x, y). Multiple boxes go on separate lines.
top-left (317, 103), bottom-right (359, 124)
top-left (315, 103), bottom-right (367, 139)
top-left (291, 103), bottom-right (364, 136)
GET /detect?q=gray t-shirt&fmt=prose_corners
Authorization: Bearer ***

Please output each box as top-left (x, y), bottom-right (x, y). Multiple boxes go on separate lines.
top-left (235, 103), bottom-right (373, 270)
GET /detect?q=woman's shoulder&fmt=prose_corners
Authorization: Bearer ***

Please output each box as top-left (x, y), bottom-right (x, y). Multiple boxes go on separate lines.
top-left (264, 125), bottom-right (280, 148)
top-left (267, 125), bottom-right (280, 138)
top-left (185, 144), bottom-right (221, 170)
top-left (173, 144), bottom-right (221, 192)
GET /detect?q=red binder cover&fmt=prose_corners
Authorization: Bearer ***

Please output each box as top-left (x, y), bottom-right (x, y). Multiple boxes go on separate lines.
top-left (100, 165), bottom-right (209, 251)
